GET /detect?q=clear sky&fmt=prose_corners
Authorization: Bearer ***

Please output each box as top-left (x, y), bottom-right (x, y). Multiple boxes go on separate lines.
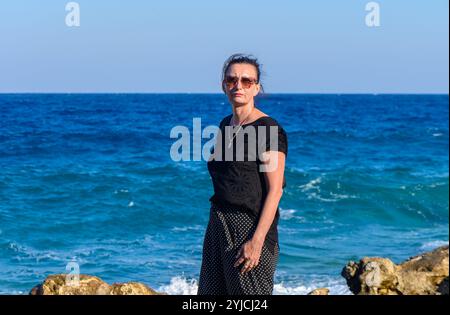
top-left (0, 0), bottom-right (448, 93)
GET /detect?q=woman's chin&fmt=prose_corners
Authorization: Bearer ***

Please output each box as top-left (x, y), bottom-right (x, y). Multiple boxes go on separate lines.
top-left (231, 96), bottom-right (246, 104)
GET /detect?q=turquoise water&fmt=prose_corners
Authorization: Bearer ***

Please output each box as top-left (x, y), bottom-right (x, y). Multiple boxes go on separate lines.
top-left (0, 94), bottom-right (448, 294)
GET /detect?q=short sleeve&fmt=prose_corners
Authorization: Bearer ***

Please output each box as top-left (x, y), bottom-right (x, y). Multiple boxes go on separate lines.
top-left (257, 119), bottom-right (288, 189)
top-left (270, 125), bottom-right (288, 155)
top-left (259, 121), bottom-right (288, 156)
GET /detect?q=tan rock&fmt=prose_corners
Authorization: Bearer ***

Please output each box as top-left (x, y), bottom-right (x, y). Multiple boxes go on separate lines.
top-left (341, 245), bottom-right (449, 295)
top-left (307, 288), bottom-right (330, 295)
top-left (110, 282), bottom-right (162, 295)
top-left (29, 274), bottom-right (166, 295)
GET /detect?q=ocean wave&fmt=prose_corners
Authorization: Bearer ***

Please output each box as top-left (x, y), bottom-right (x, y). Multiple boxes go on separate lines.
top-left (297, 176), bottom-right (359, 203)
top-left (273, 280), bottom-right (351, 295)
top-left (304, 192), bottom-right (358, 203)
top-left (157, 275), bottom-right (352, 295)
top-left (158, 276), bottom-right (199, 295)
top-left (171, 225), bottom-right (204, 232)
top-left (299, 177), bottom-right (322, 192)
top-left (420, 240), bottom-right (449, 251)
top-left (0, 290), bottom-right (27, 295)
top-left (5, 241), bottom-right (84, 264)
top-left (410, 171), bottom-right (449, 179)
top-left (279, 208), bottom-right (299, 221)
top-left (278, 208), bottom-right (312, 225)
top-left (286, 169), bottom-right (448, 224)
top-left (1, 238), bottom-right (145, 265)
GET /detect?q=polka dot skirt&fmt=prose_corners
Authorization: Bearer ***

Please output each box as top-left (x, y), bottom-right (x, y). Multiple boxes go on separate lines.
top-left (197, 203), bottom-right (279, 295)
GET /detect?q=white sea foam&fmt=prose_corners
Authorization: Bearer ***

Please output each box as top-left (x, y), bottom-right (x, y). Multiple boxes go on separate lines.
top-left (7, 241), bottom-right (88, 265)
top-left (273, 280), bottom-right (351, 295)
top-left (428, 182), bottom-right (447, 188)
top-left (171, 225), bottom-right (203, 232)
top-left (410, 170), bottom-right (449, 178)
top-left (158, 276), bottom-right (199, 295)
top-left (114, 189), bottom-right (129, 194)
top-left (306, 192), bottom-right (352, 203)
top-left (279, 208), bottom-right (297, 220)
top-left (157, 276), bottom-right (352, 295)
top-left (288, 166), bottom-right (325, 173)
top-left (420, 240), bottom-right (449, 251)
top-left (329, 192), bottom-right (357, 200)
top-left (299, 177), bottom-right (322, 192)
top-left (299, 177), bottom-right (358, 202)
top-left (0, 290), bottom-right (26, 295)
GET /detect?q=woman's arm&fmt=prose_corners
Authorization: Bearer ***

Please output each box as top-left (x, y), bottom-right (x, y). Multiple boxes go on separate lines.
top-left (234, 150), bottom-right (286, 274)
top-left (252, 150), bottom-right (286, 245)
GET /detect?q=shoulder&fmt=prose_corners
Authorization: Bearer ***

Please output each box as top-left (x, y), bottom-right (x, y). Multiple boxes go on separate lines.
top-left (256, 116), bottom-right (288, 155)
top-left (258, 116), bottom-right (288, 146)
top-left (255, 116), bottom-right (286, 132)
top-left (219, 114), bottom-right (233, 128)
top-left (258, 116), bottom-right (279, 125)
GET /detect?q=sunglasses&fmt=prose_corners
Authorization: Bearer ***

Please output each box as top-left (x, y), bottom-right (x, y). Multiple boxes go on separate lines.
top-left (224, 75), bottom-right (258, 89)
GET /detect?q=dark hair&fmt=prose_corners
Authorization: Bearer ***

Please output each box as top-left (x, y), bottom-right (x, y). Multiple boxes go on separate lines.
top-left (221, 53), bottom-right (265, 94)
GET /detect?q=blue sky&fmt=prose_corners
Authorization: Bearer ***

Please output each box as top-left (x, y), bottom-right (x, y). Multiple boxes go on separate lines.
top-left (0, 0), bottom-right (448, 93)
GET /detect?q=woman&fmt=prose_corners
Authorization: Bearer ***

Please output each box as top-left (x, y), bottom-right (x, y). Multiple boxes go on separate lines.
top-left (197, 53), bottom-right (288, 295)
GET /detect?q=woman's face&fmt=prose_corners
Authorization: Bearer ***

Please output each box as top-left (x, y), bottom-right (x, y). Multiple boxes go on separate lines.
top-left (223, 63), bottom-right (261, 106)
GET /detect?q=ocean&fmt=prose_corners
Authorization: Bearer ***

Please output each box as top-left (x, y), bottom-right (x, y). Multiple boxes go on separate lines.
top-left (0, 94), bottom-right (448, 295)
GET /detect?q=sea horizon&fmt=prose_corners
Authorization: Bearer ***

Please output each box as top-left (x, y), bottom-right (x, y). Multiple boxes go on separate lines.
top-left (1, 92), bottom-right (449, 95)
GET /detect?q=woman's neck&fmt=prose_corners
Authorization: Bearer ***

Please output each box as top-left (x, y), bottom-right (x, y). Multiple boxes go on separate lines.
top-left (231, 103), bottom-right (255, 126)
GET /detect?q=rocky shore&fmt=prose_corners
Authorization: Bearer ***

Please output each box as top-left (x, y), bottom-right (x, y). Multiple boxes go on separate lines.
top-left (29, 274), bottom-right (167, 295)
top-left (29, 245), bottom-right (448, 295)
top-left (340, 244), bottom-right (448, 295)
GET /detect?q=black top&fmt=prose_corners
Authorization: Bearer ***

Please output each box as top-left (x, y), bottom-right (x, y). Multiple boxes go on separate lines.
top-left (207, 114), bottom-right (288, 254)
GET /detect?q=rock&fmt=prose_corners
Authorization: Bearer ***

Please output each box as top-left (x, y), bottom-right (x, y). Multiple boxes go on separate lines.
top-left (29, 274), bottom-right (166, 295)
top-left (110, 282), bottom-right (161, 295)
top-left (29, 274), bottom-right (110, 295)
top-left (437, 277), bottom-right (448, 295)
top-left (307, 288), bottom-right (329, 295)
top-left (341, 245), bottom-right (449, 295)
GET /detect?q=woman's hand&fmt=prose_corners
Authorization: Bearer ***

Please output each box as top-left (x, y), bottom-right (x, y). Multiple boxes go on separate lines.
top-left (233, 238), bottom-right (264, 274)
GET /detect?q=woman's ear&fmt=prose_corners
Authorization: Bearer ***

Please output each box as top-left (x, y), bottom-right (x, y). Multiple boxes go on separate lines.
top-left (253, 83), bottom-right (261, 97)
top-left (221, 81), bottom-right (227, 94)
